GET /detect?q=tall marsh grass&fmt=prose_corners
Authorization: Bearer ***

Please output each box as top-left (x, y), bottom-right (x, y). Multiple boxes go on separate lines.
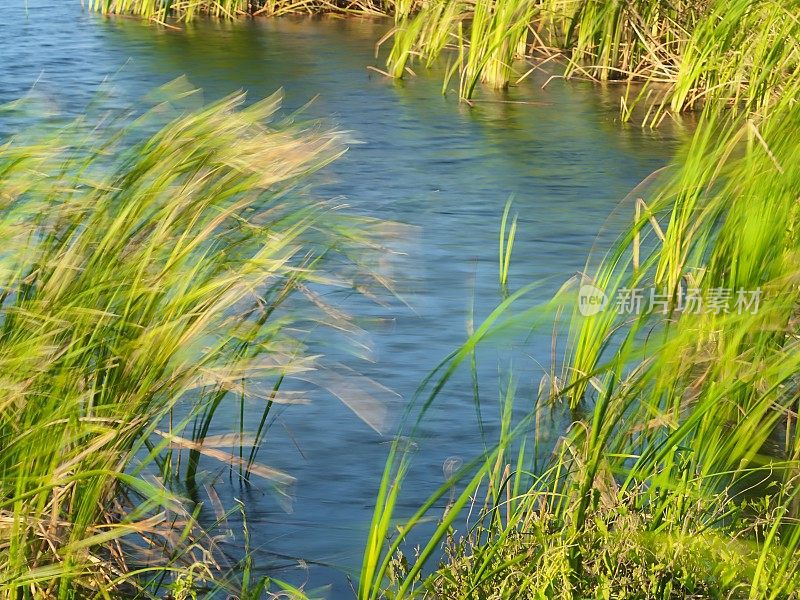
top-left (87, 0), bottom-right (412, 19)
top-left (87, 0), bottom-right (799, 124)
top-left (359, 70), bottom-right (800, 599)
top-left (0, 84), bottom-right (388, 598)
top-left (383, 0), bottom-right (800, 121)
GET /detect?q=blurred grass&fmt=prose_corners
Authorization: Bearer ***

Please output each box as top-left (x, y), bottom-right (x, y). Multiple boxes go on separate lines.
top-left (0, 81), bottom-right (391, 598)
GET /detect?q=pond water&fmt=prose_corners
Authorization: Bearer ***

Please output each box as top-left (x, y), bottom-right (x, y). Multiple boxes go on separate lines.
top-left (2, 2), bottom-right (687, 596)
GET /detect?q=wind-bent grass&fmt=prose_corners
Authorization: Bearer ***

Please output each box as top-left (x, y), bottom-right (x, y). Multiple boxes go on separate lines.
top-left (0, 83), bottom-right (389, 598)
top-left (360, 68), bottom-right (800, 598)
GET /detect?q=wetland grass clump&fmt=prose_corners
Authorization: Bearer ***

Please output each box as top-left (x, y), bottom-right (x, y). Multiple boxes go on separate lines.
top-left (87, 0), bottom-right (799, 123)
top-left (360, 71), bottom-right (800, 599)
top-left (0, 84), bottom-right (387, 598)
top-left (87, 0), bottom-right (414, 19)
top-left (383, 0), bottom-right (800, 121)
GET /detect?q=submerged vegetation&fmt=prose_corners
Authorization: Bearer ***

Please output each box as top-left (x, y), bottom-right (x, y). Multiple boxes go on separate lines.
top-left (0, 83), bottom-right (391, 598)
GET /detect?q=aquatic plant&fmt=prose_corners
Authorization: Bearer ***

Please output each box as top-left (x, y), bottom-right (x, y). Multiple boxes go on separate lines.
top-left (0, 83), bottom-right (388, 598)
top-left (383, 0), bottom-right (800, 120)
top-left (86, 0), bottom-right (799, 122)
top-left (359, 70), bottom-right (800, 598)
top-left (87, 0), bottom-right (413, 19)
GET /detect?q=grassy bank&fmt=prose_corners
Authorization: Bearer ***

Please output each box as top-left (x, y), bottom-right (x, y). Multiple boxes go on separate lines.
top-left (87, 0), bottom-right (800, 125)
top-left (86, 0), bottom-right (408, 19)
top-left (359, 45), bottom-right (800, 600)
top-left (0, 83), bottom-right (388, 598)
top-left (385, 0), bottom-right (800, 121)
